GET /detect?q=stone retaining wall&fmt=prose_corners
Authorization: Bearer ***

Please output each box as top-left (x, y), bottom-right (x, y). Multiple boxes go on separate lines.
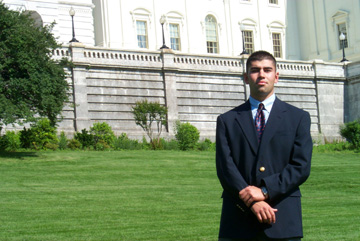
top-left (14, 43), bottom-right (358, 142)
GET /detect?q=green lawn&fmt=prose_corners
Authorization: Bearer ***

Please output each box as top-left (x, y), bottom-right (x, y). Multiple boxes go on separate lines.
top-left (0, 150), bottom-right (359, 240)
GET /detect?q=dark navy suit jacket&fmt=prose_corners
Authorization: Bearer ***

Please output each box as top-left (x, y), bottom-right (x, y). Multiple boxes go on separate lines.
top-left (216, 98), bottom-right (312, 239)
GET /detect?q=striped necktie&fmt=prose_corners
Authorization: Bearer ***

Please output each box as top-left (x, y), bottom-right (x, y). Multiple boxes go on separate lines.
top-left (255, 103), bottom-right (265, 142)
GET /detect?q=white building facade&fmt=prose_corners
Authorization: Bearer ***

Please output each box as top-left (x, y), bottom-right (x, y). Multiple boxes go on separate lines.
top-left (4, 0), bottom-right (360, 62)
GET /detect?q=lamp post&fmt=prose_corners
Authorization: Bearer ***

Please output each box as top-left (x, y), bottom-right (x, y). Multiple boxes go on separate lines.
top-left (159, 15), bottom-right (169, 49)
top-left (339, 32), bottom-right (347, 62)
top-left (69, 7), bottom-right (79, 43)
top-left (240, 23), bottom-right (248, 55)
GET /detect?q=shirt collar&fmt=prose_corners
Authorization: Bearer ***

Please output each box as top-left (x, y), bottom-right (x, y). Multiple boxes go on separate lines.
top-left (249, 94), bottom-right (276, 112)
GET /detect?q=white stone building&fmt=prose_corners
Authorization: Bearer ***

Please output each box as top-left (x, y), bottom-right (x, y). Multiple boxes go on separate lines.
top-left (3, 0), bottom-right (360, 62)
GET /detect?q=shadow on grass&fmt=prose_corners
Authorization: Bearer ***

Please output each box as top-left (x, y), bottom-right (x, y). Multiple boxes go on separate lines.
top-left (0, 151), bottom-right (39, 159)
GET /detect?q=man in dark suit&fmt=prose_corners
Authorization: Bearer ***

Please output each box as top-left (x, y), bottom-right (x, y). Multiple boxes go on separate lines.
top-left (216, 51), bottom-right (312, 241)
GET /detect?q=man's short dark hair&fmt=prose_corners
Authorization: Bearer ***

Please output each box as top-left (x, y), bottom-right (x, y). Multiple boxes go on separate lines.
top-left (246, 51), bottom-right (277, 74)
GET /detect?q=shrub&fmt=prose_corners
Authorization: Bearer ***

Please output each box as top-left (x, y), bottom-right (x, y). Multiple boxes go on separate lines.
top-left (0, 131), bottom-right (21, 151)
top-left (74, 129), bottom-right (94, 149)
top-left (58, 131), bottom-right (68, 150)
top-left (114, 133), bottom-right (142, 150)
top-left (20, 118), bottom-right (58, 150)
top-left (162, 138), bottom-right (179, 150)
top-left (95, 139), bottom-right (110, 151)
top-left (90, 122), bottom-right (116, 148)
top-left (68, 139), bottom-right (81, 150)
top-left (19, 127), bottom-right (33, 149)
top-left (340, 119), bottom-right (360, 149)
top-left (44, 142), bottom-right (59, 151)
top-left (141, 136), bottom-right (150, 150)
top-left (131, 100), bottom-right (168, 150)
top-left (175, 121), bottom-right (200, 151)
top-left (197, 138), bottom-right (213, 151)
top-left (313, 141), bottom-right (351, 153)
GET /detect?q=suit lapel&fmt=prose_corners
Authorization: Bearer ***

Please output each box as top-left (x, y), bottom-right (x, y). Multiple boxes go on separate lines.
top-left (258, 98), bottom-right (286, 152)
top-left (235, 101), bottom-right (258, 154)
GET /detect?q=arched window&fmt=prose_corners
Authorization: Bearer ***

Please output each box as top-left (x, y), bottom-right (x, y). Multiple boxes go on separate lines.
top-left (205, 15), bottom-right (219, 54)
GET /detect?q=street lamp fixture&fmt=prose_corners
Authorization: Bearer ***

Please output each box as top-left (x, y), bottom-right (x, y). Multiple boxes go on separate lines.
top-left (69, 7), bottom-right (79, 43)
top-left (240, 23), bottom-right (248, 55)
top-left (159, 15), bottom-right (169, 49)
top-left (339, 32), bottom-right (348, 62)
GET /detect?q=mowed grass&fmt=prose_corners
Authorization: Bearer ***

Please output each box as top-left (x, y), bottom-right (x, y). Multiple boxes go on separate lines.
top-left (0, 150), bottom-right (359, 240)
top-left (301, 151), bottom-right (360, 241)
top-left (0, 151), bottom-right (221, 240)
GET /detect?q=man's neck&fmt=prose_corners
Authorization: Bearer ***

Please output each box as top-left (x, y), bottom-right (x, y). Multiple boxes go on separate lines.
top-left (250, 93), bottom-right (275, 103)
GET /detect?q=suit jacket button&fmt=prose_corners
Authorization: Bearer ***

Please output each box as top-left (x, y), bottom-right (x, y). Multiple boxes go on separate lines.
top-left (259, 167), bottom-right (265, 172)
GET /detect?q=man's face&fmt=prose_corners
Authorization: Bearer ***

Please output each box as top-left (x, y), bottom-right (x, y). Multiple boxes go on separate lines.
top-left (244, 59), bottom-right (279, 102)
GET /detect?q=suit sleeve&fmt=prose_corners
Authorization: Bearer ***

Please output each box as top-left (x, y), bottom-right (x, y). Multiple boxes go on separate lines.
top-left (262, 111), bottom-right (312, 201)
top-left (216, 115), bottom-right (249, 200)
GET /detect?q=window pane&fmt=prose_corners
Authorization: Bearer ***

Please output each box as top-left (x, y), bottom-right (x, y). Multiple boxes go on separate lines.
top-left (205, 15), bottom-right (219, 53)
top-left (170, 23), bottom-right (181, 51)
top-left (337, 23), bottom-right (348, 49)
top-left (272, 33), bottom-right (282, 58)
top-left (207, 41), bottom-right (218, 54)
top-left (136, 21), bottom-right (147, 48)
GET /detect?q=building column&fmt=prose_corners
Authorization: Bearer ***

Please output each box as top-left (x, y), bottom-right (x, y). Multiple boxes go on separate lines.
top-left (313, 60), bottom-right (346, 141)
top-left (161, 49), bottom-right (179, 136)
top-left (70, 43), bottom-right (91, 132)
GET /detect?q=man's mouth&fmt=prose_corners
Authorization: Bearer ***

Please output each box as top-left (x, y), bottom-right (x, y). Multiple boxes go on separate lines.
top-left (257, 81), bottom-right (267, 86)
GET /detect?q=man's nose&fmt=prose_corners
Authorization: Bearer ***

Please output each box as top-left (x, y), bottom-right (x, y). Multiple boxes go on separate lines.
top-left (259, 69), bottom-right (265, 77)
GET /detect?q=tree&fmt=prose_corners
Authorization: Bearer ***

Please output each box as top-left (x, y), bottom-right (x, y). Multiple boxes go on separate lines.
top-left (131, 100), bottom-right (168, 149)
top-left (0, 2), bottom-right (70, 127)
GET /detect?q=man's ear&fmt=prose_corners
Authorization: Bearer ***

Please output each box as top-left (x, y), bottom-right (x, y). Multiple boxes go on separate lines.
top-left (244, 73), bottom-right (249, 84)
top-left (274, 72), bottom-right (279, 84)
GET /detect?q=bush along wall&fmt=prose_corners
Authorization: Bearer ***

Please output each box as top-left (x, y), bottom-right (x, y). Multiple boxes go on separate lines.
top-left (0, 118), bottom-right (216, 151)
top-left (2, 118), bottom-right (358, 152)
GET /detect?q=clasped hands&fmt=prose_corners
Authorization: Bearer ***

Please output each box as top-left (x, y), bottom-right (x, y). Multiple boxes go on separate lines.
top-left (239, 186), bottom-right (278, 224)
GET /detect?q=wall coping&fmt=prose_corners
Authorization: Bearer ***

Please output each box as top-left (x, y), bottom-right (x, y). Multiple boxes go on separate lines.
top-left (52, 45), bottom-right (351, 80)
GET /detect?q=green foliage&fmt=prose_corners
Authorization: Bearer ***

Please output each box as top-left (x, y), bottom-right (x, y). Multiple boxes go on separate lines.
top-left (95, 139), bottom-right (110, 151)
top-left (0, 120), bottom-right (214, 152)
top-left (197, 138), bottom-right (214, 151)
top-left (0, 131), bottom-right (21, 151)
top-left (175, 121), bottom-right (200, 151)
top-left (44, 142), bottom-right (59, 151)
top-left (67, 139), bottom-right (81, 150)
top-left (19, 118), bottom-right (58, 150)
top-left (58, 131), bottom-right (68, 150)
top-left (340, 119), bottom-right (360, 149)
top-left (141, 136), bottom-right (151, 150)
top-left (19, 127), bottom-right (32, 149)
top-left (131, 100), bottom-right (168, 149)
top-left (0, 3), bottom-right (70, 126)
top-left (74, 129), bottom-right (94, 149)
top-left (313, 141), bottom-right (352, 153)
top-left (161, 138), bottom-right (179, 150)
top-left (90, 122), bottom-right (116, 148)
top-left (114, 133), bottom-right (142, 150)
